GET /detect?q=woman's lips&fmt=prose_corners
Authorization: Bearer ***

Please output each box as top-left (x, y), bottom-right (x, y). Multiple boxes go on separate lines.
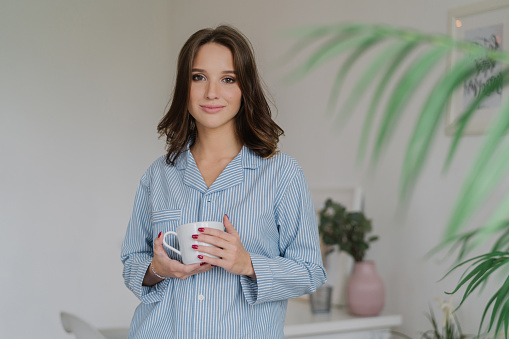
top-left (200, 105), bottom-right (225, 113)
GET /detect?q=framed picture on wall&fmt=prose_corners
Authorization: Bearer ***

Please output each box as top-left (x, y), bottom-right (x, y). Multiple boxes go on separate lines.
top-left (446, 0), bottom-right (509, 135)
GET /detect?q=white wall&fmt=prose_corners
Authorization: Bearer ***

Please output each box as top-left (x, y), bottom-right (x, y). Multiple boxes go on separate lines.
top-left (1, 0), bottom-right (505, 338)
top-left (1, 1), bottom-right (173, 338)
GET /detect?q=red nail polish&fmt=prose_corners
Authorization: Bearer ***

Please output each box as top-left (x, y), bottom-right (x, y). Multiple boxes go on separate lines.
top-left (211, 265), bottom-right (216, 267)
top-left (158, 232), bottom-right (162, 238)
top-left (225, 214), bottom-right (229, 219)
top-left (197, 255), bottom-right (203, 259)
top-left (192, 245), bottom-right (198, 249)
top-left (200, 262), bottom-right (206, 266)
top-left (198, 227), bottom-right (204, 232)
top-left (192, 234), bottom-right (198, 239)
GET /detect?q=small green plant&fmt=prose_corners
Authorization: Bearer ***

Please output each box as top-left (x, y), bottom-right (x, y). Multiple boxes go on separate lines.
top-left (392, 297), bottom-right (482, 339)
top-left (420, 298), bottom-right (468, 339)
top-left (318, 198), bottom-right (378, 262)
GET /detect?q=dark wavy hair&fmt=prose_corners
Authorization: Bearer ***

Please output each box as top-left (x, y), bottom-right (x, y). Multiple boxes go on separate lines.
top-left (157, 25), bottom-right (284, 165)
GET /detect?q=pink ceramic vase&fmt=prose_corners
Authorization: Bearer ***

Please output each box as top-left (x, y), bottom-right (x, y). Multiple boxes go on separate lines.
top-left (346, 261), bottom-right (385, 316)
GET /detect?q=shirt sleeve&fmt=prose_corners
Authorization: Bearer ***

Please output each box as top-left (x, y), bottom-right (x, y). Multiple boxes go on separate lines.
top-left (240, 168), bottom-right (327, 305)
top-left (120, 174), bottom-right (167, 304)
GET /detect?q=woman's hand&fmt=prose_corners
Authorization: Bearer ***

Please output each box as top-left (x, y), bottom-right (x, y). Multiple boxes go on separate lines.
top-left (143, 232), bottom-right (213, 286)
top-left (193, 214), bottom-right (256, 278)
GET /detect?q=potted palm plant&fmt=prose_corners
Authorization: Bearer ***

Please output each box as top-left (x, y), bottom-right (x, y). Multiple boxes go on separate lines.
top-left (318, 198), bottom-right (383, 316)
top-left (284, 18), bottom-right (509, 337)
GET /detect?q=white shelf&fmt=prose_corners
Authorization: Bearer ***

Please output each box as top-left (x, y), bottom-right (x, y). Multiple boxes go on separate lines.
top-left (284, 298), bottom-right (402, 338)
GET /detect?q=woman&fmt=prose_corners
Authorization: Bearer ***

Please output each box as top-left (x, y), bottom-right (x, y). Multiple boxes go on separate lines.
top-left (121, 25), bottom-right (326, 339)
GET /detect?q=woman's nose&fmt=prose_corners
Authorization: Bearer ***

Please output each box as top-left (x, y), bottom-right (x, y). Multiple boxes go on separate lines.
top-left (206, 82), bottom-right (219, 99)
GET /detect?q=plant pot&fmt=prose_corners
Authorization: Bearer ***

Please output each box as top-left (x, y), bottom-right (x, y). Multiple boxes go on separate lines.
top-left (346, 260), bottom-right (385, 316)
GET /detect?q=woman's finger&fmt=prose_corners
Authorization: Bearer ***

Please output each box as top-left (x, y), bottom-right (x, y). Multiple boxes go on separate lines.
top-left (194, 233), bottom-right (230, 249)
top-left (153, 231), bottom-right (167, 255)
top-left (197, 226), bottom-right (231, 241)
top-left (194, 244), bottom-right (224, 258)
top-left (223, 214), bottom-right (239, 236)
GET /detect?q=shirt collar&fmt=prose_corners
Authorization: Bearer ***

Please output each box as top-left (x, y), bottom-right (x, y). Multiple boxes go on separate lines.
top-left (175, 145), bottom-right (263, 194)
top-left (174, 145), bottom-right (263, 171)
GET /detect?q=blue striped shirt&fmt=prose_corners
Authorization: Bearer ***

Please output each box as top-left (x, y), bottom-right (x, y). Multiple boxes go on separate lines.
top-left (121, 145), bottom-right (326, 338)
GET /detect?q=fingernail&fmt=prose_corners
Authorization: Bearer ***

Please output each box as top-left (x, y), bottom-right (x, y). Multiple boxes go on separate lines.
top-left (225, 214), bottom-right (229, 219)
top-left (198, 227), bottom-right (204, 232)
top-left (192, 235), bottom-right (198, 239)
top-left (200, 262), bottom-right (206, 266)
top-left (192, 245), bottom-right (198, 249)
top-left (158, 232), bottom-right (162, 238)
top-left (211, 265), bottom-right (216, 267)
top-left (197, 255), bottom-right (203, 259)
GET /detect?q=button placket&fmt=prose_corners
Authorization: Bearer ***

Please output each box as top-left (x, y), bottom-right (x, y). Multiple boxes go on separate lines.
top-left (201, 193), bottom-right (215, 221)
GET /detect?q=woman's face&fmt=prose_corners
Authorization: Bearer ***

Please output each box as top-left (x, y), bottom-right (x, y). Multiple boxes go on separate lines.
top-left (188, 43), bottom-right (242, 134)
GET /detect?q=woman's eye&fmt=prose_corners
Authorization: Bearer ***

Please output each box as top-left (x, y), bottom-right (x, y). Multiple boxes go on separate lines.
top-left (223, 77), bottom-right (236, 84)
top-left (192, 74), bottom-right (205, 81)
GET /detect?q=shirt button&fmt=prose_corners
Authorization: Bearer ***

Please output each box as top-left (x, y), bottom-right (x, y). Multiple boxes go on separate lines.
top-left (198, 294), bottom-right (205, 301)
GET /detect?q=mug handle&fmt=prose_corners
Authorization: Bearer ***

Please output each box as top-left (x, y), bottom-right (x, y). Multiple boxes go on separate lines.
top-left (162, 231), bottom-right (181, 256)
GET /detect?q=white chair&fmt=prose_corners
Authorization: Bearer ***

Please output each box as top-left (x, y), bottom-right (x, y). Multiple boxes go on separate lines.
top-left (60, 312), bottom-right (129, 339)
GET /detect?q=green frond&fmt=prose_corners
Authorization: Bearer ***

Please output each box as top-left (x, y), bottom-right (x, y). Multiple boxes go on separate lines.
top-left (440, 253), bottom-right (492, 282)
top-left (431, 229), bottom-right (478, 263)
top-left (372, 46), bottom-right (451, 164)
top-left (475, 190), bottom-right (509, 248)
top-left (444, 68), bottom-right (509, 172)
top-left (326, 36), bottom-right (383, 116)
top-left (283, 33), bottom-right (378, 84)
top-left (492, 222), bottom-right (509, 252)
top-left (333, 41), bottom-right (402, 119)
top-left (441, 252), bottom-right (509, 338)
top-left (274, 24), bottom-right (368, 69)
top-left (357, 40), bottom-right (420, 164)
top-left (430, 221), bottom-right (509, 264)
top-left (489, 275), bottom-right (509, 334)
top-left (281, 23), bottom-right (368, 40)
top-left (446, 107), bottom-right (509, 239)
top-left (400, 56), bottom-right (478, 198)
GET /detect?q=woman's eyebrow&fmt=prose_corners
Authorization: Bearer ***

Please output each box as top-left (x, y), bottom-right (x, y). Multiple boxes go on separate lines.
top-left (191, 68), bottom-right (236, 74)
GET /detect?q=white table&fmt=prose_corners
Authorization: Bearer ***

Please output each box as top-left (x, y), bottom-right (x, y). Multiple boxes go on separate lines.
top-left (284, 298), bottom-right (402, 339)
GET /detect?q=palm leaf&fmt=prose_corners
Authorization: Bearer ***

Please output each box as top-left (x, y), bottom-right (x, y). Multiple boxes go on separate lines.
top-left (325, 35), bottom-right (383, 116)
top-left (283, 31), bottom-right (381, 84)
top-left (372, 46), bottom-right (451, 164)
top-left (442, 252), bottom-right (509, 337)
top-left (283, 22), bottom-right (509, 240)
top-left (333, 41), bottom-right (403, 120)
top-left (446, 98), bottom-right (509, 240)
top-left (444, 67), bottom-right (509, 171)
top-left (475, 189), bottom-right (509, 247)
top-left (275, 24), bottom-right (368, 70)
top-left (430, 220), bottom-right (509, 264)
top-left (400, 56), bottom-right (479, 198)
top-left (492, 222), bottom-right (509, 252)
top-left (358, 40), bottom-right (420, 163)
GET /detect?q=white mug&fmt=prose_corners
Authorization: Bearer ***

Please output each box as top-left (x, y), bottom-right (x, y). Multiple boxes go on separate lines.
top-left (163, 221), bottom-right (225, 265)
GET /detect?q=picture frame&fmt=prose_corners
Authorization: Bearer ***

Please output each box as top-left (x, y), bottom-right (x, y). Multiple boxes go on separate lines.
top-left (445, 0), bottom-right (509, 135)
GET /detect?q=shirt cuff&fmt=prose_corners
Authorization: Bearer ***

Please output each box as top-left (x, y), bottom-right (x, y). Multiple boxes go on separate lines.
top-left (240, 253), bottom-right (273, 305)
top-left (130, 259), bottom-right (166, 304)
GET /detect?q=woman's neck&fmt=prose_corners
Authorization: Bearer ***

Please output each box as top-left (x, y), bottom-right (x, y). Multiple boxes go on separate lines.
top-left (191, 128), bottom-right (243, 161)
